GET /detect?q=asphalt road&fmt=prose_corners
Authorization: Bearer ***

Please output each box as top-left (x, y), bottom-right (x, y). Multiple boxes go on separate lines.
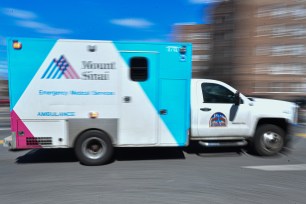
top-left (1, 126), bottom-right (306, 204)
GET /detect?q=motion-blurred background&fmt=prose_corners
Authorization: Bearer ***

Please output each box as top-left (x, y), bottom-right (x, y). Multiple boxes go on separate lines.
top-left (175, 0), bottom-right (306, 101)
top-left (1, 0), bottom-right (306, 126)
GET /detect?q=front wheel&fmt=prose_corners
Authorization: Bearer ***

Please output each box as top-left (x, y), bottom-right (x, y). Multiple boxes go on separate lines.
top-left (251, 124), bottom-right (285, 156)
top-left (74, 130), bottom-right (114, 166)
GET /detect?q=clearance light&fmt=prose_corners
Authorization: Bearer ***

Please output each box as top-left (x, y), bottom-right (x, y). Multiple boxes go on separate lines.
top-left (179, 46), bottom-right (186, 54)
top-left (13, 40), bottom-right (22, 50)
top-left (89, 111), bottom-right (99, 119)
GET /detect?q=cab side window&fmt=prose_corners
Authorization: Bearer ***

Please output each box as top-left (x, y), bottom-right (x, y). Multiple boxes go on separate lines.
top-left (201, 83), bottom-right (235, 104)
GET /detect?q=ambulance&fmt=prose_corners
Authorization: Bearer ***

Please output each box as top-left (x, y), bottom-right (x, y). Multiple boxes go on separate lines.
top-left (4, 38), bottom-right (298, 165)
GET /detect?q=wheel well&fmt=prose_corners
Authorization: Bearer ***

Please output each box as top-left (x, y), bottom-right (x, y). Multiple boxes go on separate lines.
top-left (256, 118), bottom-right (288, 134)
top-left (73, 128), bottom-right (112, 148)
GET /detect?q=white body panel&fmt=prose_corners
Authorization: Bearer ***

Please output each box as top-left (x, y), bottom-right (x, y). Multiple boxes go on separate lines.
top-left (8, 38), bottom-right (191, 149)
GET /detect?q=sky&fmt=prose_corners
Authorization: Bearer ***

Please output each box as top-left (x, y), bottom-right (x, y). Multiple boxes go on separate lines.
top-left (0, 0), bottom-right (220, 79)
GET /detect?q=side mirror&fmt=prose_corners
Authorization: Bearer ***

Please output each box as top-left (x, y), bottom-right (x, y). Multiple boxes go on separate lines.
top-left (234, 91), bottom-right (240, 106)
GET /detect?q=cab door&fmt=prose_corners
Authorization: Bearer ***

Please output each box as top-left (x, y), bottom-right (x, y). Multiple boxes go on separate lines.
top-left (196, 81), bottom-right (251, 137)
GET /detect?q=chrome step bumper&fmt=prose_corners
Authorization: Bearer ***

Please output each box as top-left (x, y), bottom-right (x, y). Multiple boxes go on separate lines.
top-left (198, 140), bottom-right (248, 147)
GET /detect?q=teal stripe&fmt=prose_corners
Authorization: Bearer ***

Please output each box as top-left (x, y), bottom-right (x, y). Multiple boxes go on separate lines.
top-left (7, 38), bottom-right (57, 110)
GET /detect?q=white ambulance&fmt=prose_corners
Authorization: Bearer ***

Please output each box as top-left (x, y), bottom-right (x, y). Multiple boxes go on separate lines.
top-left (4, 38), bottom-right (298, 165)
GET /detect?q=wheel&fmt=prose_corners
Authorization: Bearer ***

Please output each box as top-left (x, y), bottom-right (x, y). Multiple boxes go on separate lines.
top-left (252, 124), bottom-right (285, 156)
top-left (74, 130), bottom-right (114, 166)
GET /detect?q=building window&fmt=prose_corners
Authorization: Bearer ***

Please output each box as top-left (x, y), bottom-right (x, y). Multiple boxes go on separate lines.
top-left (193, 44), bottom-right (210, 51)
top-left (255, 63), bottom-right (306, 75)
top-left (257, 5), bottom-right (306, 19)
top-left (254, 82), bottom-right (306, 93)
top-left (272, 45), bottom-right (305, 56)
top-left (255, 45), bottom-right (306, 56)
top-left (269, 63), bottom-right (304, 75)
top-left (257, 24), bottom-right (306, 38)
top-left (272, 25), bottom-right (306, 38)
top-left (187, 33), bottom-right (210, 40)
top-left (130, 57), bottom-right (148, 81)
top-left (192, 55), bottom-right (210, 61)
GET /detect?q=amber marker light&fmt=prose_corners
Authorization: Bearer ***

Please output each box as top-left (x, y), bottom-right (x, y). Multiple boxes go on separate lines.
top-left (89, 111), bottom-right (99, 119)
top-left (13, 40), bottom-right (22, 50)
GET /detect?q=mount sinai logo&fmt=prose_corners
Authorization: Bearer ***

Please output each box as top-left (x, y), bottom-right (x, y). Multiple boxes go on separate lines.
top-left (41, 55), bottom-right (116, 80)
top-left (41, 55), bottom-right (80, 79)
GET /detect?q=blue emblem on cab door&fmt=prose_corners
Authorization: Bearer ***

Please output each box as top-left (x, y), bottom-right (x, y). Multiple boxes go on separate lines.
top-left (209, 112), bottom-right (227, 127)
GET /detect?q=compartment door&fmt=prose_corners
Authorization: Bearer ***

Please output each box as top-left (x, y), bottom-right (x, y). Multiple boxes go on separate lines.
top-left (159, 79), bottom-right (189, 146)
top-left (119, 52), bottom-right (158, 145)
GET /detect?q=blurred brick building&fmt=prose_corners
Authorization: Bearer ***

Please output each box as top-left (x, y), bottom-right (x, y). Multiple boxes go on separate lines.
top-left (173, 24), bottom-right (212, 78)
top-left (175, 0), bottom-right (306, 100)
top-left (0, 79), bottom-right (9, 104)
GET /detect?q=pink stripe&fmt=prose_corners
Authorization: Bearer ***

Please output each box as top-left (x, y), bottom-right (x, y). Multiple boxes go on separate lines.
top-left (62, 65), bottom-right (71, 79)
top-left (64, 69), bottom-right (72, 79)
top-left (59, 56), bottom-right (70, 79)
top-left (61, 56), bottom-right (75, 79)
top-left (54, 59), bottom-right (70, 79)
top-left (10, 111), bottom-right (17, 132)
top-left (68, 65), bottom-right (80, 79)
top-left (11, 110), bottom-right (42, 149)
top-left (63, 66), bottom-right (73, 79)
top-left (66, 66), bottom-right (76, 79)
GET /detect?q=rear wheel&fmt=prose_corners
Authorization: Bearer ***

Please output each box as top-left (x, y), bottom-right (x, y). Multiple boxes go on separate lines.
top-left (74, 130), bottom-right (114, 166)
top-left (252, 124), bottom-right (285, 156)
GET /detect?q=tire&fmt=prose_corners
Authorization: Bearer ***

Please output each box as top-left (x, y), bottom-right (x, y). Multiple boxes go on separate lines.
top-left (252, 124), bottom-right (285, 156)
top-left (74, 130), bottom-right (114, 166)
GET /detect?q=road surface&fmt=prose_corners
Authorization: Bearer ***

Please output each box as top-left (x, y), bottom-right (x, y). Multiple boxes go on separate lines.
top-left (0, 125), bottom-right (306, 204)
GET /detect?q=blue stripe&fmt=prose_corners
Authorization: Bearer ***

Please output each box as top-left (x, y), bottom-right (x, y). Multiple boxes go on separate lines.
top-left (58, 56), bottom-right (69, 79)
top-left (41, 60), bottom-right (55, 79)
top-left (46, 63), bottom-right (58, 79)
top-left (57, 64), bottom-right (68, 79)
top-left (51, 56), bottom-right (64, 79)
top-left (52, 66), bottom-right (61, 79)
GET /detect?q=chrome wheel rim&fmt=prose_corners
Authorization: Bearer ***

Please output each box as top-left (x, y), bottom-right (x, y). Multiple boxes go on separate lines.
top-left (261, 131), bottom-right (283, 152)
top-left (82, 137), bottom-right (106, 160)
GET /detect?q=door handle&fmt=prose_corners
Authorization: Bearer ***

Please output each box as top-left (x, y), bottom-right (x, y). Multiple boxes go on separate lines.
top-left (200, 108), bottom-right (211, 111)
top-left (123, 96), bottom-right (131, 103)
